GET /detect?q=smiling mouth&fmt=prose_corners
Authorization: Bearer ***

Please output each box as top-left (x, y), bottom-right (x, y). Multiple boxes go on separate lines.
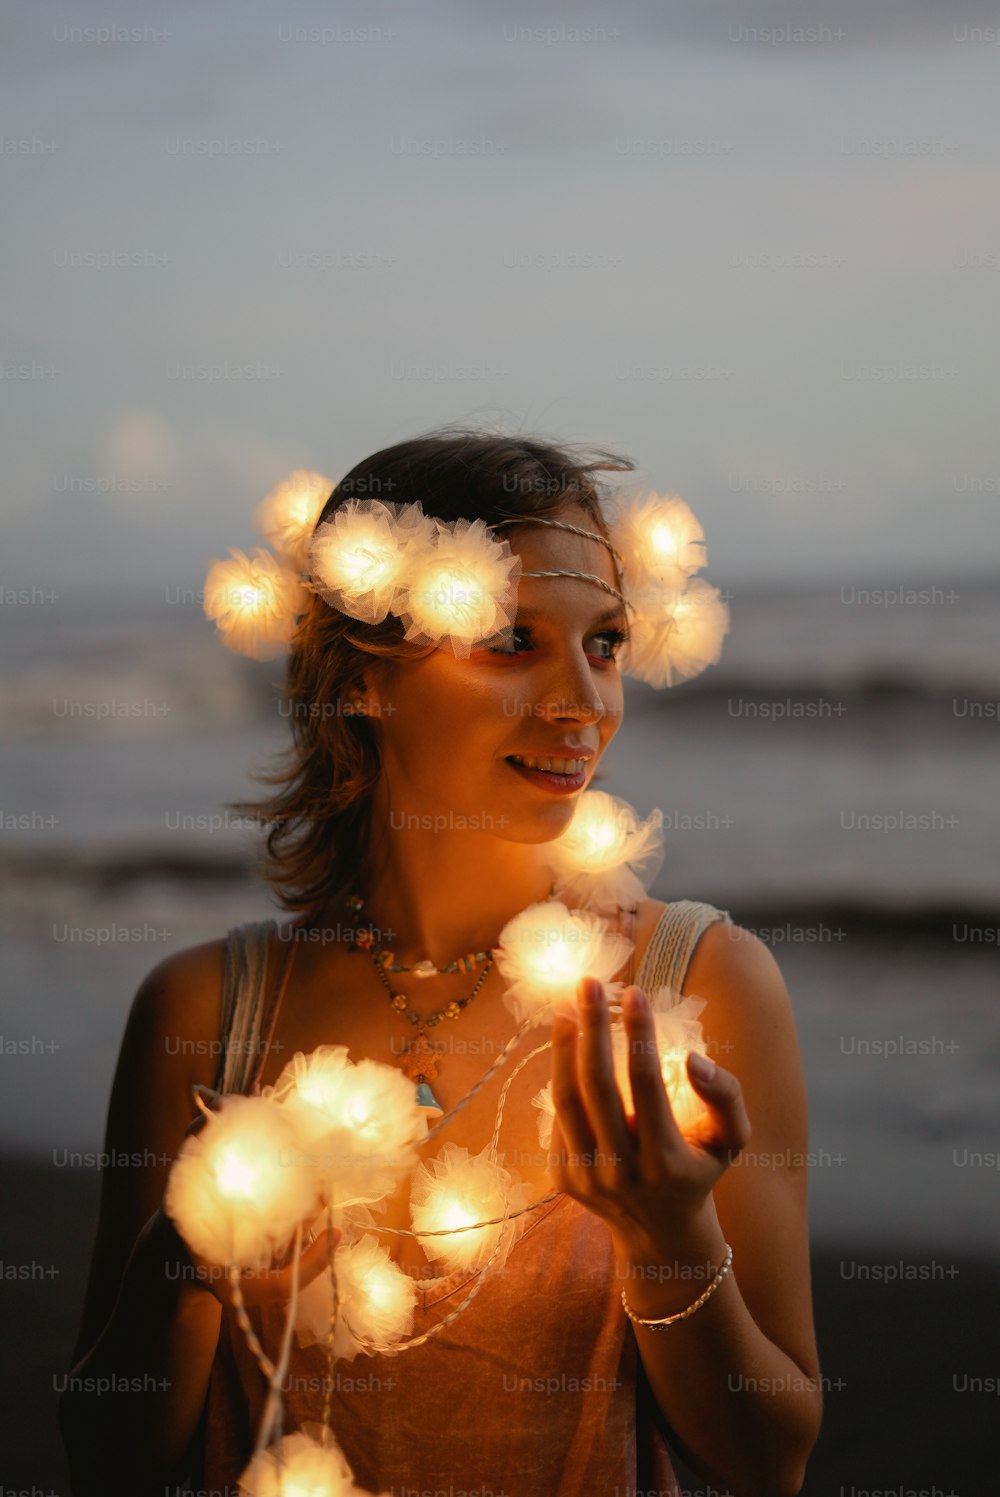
top-left (504, 755), bottom-right (589, 791)
top-left (507, 753), bottom-right (590, 775)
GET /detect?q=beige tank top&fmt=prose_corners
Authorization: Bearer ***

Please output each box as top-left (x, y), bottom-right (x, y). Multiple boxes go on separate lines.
top-left (196, 898), bottom-right (731, 1496)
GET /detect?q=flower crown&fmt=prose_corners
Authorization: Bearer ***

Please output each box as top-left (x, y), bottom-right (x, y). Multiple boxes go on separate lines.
top-left (203, 468), bottom-right (730, 687)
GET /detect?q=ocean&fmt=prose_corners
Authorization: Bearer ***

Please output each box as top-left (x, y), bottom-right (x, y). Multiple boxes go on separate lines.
top-left (2, 576), bottom-right (998, 1249)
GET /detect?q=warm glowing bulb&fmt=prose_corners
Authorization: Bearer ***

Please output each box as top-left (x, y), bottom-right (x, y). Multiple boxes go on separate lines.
top-left (532, 938), bottom-right (582, 984)
top-left (415, 562), bottom-right (489, 631)
top-left (440, 1197), bottom-right (478, 1233)
top-left (339, 538), bottom-right (397, 590)
top-left (648, 521), bottom-right (678, 558)
top-left (165, 1094), bottom-right (319, 1271)
top-left (214, 1146), bottom-right (258, 1199)
top-left (235, 584), bottom-right (264, 611)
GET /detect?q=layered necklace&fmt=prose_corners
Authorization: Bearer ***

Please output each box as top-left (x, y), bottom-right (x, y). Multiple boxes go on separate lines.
top-left (344, 887), bottom-right (553, 1112)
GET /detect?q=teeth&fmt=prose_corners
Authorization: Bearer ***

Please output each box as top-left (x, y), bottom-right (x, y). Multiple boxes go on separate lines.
top-left (510, 754), bottom-right (587, 775)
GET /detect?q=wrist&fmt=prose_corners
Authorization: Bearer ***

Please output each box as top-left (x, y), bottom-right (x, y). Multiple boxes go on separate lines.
top-left (135, 1209), bottom-right (221, 1306)
top-left (613, 1202), bottom-right (730, 1320)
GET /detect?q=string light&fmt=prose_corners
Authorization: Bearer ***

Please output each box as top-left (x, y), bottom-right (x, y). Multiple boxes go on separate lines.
top-left (296, 1235), bottom-right (417, 1360)
top-left (203, 547), bottom-right (307, 661)
top-left (165, 1095), bottom-right (320, 1271)
top-left (542, 790), bottom-right (665, 913)
top-left (255, 470), bottom-right (333, 568)
top-left (409, 1143), bottom-right (533, 1274)
top-left (494, 900), bottom-right (633, 1026)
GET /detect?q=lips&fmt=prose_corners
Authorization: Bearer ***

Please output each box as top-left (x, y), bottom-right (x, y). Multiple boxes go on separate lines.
top-left (505, 756), bottom-right (589, 794)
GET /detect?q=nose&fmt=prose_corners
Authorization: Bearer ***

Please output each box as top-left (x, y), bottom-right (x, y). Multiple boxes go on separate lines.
top-left (534, 641), bottom-right (610, 726)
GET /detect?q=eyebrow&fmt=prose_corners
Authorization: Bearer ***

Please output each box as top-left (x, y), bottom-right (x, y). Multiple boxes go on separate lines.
top-left (514, 604), bottom-right (627, 630)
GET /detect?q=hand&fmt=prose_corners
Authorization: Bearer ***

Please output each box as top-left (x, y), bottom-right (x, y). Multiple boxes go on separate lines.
top-left (158, 1091), bottom-right (340, 1309)
top-left (547, 978), bottom-right (751, 1258)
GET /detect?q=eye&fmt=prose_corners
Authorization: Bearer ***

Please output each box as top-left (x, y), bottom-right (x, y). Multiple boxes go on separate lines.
top-left (589, 628), bottom-right (626, 662)
top-left (484, 627), bottom-right (534, 656)
top-left (483, 626), bottom-right (626, 660)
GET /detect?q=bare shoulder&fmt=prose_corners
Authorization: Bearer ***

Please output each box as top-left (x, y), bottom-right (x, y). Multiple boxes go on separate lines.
top-left (124, 937), bottom-right (229, 1069)
top-left (107, 934), bottom-right (232, 1191)
top-left (683, 917), bottom-right (810, 1171)
top-left (684, 913), bottom-right (798, 1041)
top-left (70, 936), bottom-right (232, 1364)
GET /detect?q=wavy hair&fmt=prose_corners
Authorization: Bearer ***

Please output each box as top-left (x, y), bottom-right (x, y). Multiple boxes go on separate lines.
top-left (228, 424), bottom-right (635, 919)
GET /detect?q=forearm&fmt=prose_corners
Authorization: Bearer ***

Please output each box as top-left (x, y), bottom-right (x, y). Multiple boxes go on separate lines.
top-left (59, 1209), bottom-right (223, 1495)
top-left (614, 1201), bottom-right (822, 1497)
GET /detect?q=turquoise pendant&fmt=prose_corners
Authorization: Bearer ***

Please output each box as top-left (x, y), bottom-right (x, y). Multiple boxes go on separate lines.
top-left (415, 1079), bottom-right (444, 1117)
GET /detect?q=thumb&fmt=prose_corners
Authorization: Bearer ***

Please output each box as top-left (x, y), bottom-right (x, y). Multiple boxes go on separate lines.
top-left (297, 1226), bottom-right (341, 1289)
top-left (685, 1051), bottom-right (752, 1158)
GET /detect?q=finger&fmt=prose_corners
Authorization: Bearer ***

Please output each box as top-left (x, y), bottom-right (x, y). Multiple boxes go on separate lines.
top-left (621, 986), bottom-right (684, 1159)
top-left (239, 1227), bottom-right (340, 1305)
top-left (550, 1008), bottom-right (597, 1165)
top-left (685, 1053), bottom-right (752, 1161)
top-left (296, 1227), bottom-right (341, 1290)
top-left (575, 977), bottom-right (631, 1173)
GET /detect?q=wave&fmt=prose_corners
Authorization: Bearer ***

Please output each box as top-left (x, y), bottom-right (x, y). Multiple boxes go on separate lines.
top-left (627, 671), bottom-right (1000, 713)
top-left (2, 846), bottom-right (995, 941)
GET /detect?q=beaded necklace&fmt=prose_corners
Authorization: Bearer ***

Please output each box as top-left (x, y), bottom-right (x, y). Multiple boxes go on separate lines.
top-left (344, 887), bottom-right (553, 1112)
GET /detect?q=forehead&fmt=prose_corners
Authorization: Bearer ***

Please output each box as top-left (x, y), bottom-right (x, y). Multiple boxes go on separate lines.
top-left (499, 505), bottom-right (621, 615)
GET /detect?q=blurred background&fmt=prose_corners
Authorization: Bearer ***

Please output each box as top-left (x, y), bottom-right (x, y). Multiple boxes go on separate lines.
top-left (2, 1), bottom-right (998, 1491)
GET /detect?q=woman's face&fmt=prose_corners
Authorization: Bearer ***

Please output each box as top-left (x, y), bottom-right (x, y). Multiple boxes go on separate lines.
top-left (362, 505), bottom-right (627, 846)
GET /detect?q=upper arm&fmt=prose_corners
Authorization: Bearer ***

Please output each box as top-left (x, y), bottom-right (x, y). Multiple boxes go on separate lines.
top-left (683, 920), bottom-right (821, 1385)
top-left (69, 939), bottom-right (227, 1366)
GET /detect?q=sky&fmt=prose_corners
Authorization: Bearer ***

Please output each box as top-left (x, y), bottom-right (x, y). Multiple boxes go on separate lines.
top-left (3, 0), bottom-right (1000, 593)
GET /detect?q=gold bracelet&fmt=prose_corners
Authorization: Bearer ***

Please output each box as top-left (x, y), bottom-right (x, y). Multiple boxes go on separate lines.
top-left (620, 1243), bottom-right (734, 1328)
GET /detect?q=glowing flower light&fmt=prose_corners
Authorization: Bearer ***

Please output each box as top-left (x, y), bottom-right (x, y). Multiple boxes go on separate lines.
top-left (619, 577), bottom-right (730, 689)
top-left (165, 1095), bottom-right (319, 1271)
top-left (610, 492), bottom-right (707, 587)
top-left (238, 1427), bottom-right (386, 1497)
top-left (255, 469), bottom-right (334, 568)
top-left (309, 497), bottom-right (436, 624)
top-left (542, 791), bottom-right (665, 913)
top-left (409, 1143), bottom-right (533, 1274)
top-left (494, 900), bottom-right (633, 1026)
top-left (612, 992), bottom-right (711, 1133)
top-left (394, 516), bottom-right (522, 658)
top-left (295, 1234), bottom-right (417, 1360)
top-left (203, 547), bottom-right (307, 660)
top-left (270, 1048), bottom-right (428, 1207)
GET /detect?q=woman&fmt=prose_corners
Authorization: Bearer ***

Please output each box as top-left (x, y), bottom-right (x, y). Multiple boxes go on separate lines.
top-left (59, 429), bottom-right (822, 1496)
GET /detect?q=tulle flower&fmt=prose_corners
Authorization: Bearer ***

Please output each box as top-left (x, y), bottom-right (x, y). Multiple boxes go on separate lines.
top-left (203, 547), bottom-right (307, 661)
top-left (239, 1427), bottom-right (387, 1497)
top-left (164, 1094), bottom-right (319, 1271)
top-left (268, 1047), bottom-right (428, 1208)
top-left (392, 515), bottom-right (523, 659)
top-left (255, 469), bottom-right (333, 568)
top-left (494, 900), bottom-right (633, 1027)
top-left (620, 576), bottom-right (730, 689)
top-left (295, 1233), bottom-right (417, 1360)
top-left (612, 991), bottom-right (711, 1133)
top-left (409, 1143), bottom-right (533, 1275)
top-left (532, 1081), bottom-right (557, 1151)
top-left (541, 791), bottom-right (666, 913)
top-left (609, 491), bottom-right (707, 589)
top-left (308, 497), bottom-right (436, 624)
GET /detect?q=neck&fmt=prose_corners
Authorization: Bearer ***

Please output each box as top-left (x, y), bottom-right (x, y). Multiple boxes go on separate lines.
top-left (346, 829), bottom-right (556, 967)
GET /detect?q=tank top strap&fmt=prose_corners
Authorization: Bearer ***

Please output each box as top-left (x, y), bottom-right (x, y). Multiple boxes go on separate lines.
top-left (636, 898), bottom-right (732, 999)
top-left (214, 918), bottom-right (284, 1096)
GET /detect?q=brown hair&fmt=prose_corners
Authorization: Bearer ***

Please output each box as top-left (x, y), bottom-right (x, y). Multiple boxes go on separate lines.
top-left (228, 423), bottom-right (635, 919)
